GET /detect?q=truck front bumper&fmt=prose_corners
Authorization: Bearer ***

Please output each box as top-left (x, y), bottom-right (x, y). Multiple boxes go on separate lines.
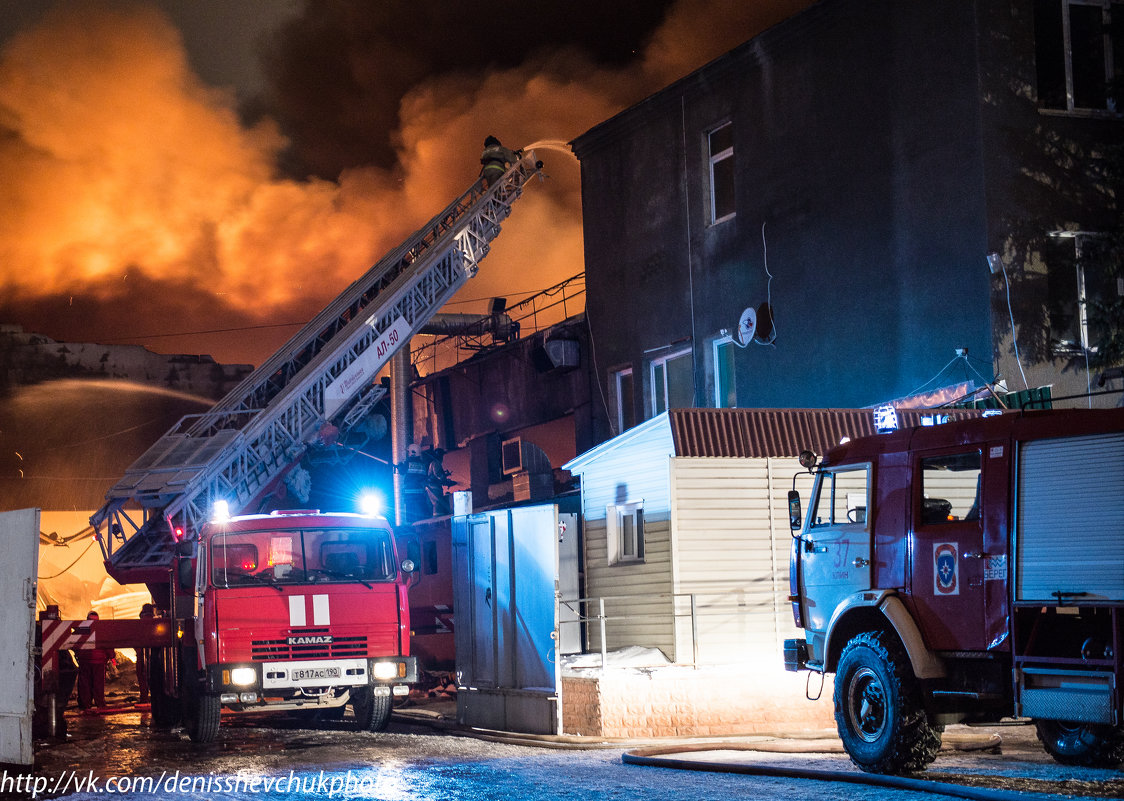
top-left (207, 655), bottom-right (418, 698)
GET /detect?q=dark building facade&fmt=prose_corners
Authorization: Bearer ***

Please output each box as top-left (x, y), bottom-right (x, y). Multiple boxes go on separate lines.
top-left (572, 0), bottom-right (1123, 437)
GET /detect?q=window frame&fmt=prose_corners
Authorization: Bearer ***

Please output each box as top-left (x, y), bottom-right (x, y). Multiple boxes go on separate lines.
top-left (808, 465), bottom-right (871, 529)
top-left (607, 501), bottom-right (645, 565)
top-left (1047, 230), bottom-right (1112, 355)
top-left (610, 365), bottom-right (635, 435)
top-left (707, 122), bottom-right (736, 224)
top-left (649, 345), bottom-right (693, 417)
top-left (712, 334), bottom-right (736, 408)
top-left (1036, 0), bottom-right (1124, 114)
top-left (917, 451), bottom-right (983, 527)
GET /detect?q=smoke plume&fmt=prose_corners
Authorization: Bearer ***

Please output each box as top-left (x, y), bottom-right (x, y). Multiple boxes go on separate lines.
top-left (0, 0), bottom-right (811, 365)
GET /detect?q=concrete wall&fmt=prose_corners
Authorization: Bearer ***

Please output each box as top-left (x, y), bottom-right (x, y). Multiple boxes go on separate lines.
top-left (561, 668), bottom-right (834, 737)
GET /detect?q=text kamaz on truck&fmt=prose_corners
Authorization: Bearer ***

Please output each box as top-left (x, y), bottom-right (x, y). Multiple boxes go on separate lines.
top-left (784, 408), bottom-right (1124, 774)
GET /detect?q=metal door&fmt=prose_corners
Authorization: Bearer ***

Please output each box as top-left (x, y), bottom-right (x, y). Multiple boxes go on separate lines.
top-left (0, 508), bottom-right (40, 765)
top-left (910, 448), bottom-right (988, 650)
top-left (799, 465), bottom-right (872, 641)
top-left (452, 504), bottom-right (560, 734)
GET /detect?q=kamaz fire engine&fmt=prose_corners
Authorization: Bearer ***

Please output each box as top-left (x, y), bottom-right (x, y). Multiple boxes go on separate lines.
top-left (784, 408), bottom-right (1124, 773)
top-left (36, 153), bottom-right (543, 742)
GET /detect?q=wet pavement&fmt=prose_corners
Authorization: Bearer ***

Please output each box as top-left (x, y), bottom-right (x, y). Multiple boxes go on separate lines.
top-left (7, 706), bottom-right (1124, 800)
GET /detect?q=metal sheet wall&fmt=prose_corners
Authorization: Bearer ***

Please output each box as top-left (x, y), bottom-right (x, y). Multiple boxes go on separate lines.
top-left (669, 458), bottom-right (807, 666)
top-left (1017, 433), bottom-right (1124, 601)
top-left (452, 505), bottom-right (562, 734)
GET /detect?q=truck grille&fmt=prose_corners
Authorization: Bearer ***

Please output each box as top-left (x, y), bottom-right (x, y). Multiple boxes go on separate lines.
top-left (251, 630), bottom-right (368, 661)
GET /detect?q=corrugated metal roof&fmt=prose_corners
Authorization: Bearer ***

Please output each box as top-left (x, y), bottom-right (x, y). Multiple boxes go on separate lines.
top-left (668, 408), bottom-right (983, 459)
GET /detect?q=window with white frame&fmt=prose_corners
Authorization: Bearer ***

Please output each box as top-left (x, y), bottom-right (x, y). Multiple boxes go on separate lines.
top-left (1045, 231), bottom-right (1119, 355)
top-left (1035, 0), bottom-right (1124, 112)
top-left (607, 501), bottom-right (644, 565)
top-left (707, 123), bottom-right (735, 223)
top-left (713, 335), bottom-right (736, 408)
top-left (610, 366), bottom-right (636, 435)
top-left (650, 346), bottom-right (693, 416)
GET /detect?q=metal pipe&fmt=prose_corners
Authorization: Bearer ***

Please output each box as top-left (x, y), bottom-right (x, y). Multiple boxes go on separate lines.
top-left (390, 347), bottom-right (411, 526)
top-left (690, 594), bottom-right (699, 668)
top-left (599, 597), bottom-right (607, 671)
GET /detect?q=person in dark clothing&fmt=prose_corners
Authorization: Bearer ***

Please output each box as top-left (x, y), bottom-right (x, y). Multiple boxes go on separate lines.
top-left (424, 448), bottom-right (456, 516)
top-left (76, 611), bottom-right (109, 711)
top-left (479, 136), bottom-right (522, 189)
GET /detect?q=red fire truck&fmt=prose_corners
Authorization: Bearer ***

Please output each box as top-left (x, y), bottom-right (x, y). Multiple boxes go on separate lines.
top-left (160, 509), bottom-right (416, 740)
top-left (784, 408), bottom-right (1124, 773)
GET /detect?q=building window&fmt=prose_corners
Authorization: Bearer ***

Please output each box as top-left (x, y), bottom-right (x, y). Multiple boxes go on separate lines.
top-left (607, 501), bottom-right (644, 565)
top-left (707, 123), bottom-right (735, 223)
top-left (610, 366), bottom-right (635, 435)
top-left (1046, 231), bottom-right (1118, 355)
top-left (1035, 0), bottom-right (1124, 112)
top-left (650, 346), bottom-right (693, 416)
top-left (713, 336), bottom-right (736, 408)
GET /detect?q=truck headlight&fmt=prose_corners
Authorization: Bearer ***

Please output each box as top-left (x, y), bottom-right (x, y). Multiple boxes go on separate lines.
top-left (371, 661), bottom-right (399, 680)
top-left (230, 667), bottom-right (257, 686)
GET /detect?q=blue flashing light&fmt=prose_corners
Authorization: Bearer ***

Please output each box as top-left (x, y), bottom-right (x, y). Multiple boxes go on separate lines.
top-left (359, 491), bottom-right (385, 518)
top-left (873, 404), bottom-right (899, 433)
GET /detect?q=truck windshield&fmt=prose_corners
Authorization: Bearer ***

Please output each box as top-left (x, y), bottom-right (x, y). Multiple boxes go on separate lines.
top-left (210, 527), bottom-right (396, 587)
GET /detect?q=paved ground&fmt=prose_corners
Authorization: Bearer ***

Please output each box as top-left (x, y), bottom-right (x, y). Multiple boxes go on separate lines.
top-left (5, 704), bottom-right (1122, 801)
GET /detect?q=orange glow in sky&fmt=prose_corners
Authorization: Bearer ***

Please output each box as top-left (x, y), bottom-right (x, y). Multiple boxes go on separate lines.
top-left (0, 0), bottom-right (811, 365)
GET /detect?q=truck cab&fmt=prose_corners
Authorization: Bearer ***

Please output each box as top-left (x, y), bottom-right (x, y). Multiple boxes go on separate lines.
top-left (785, 409), bottom-right (1124, 774)
top-left (169, 510), bottom-right (417, 742)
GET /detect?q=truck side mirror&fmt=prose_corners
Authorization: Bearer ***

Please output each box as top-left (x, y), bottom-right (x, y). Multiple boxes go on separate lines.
top-left (788, 490), bottom-right (803, 531)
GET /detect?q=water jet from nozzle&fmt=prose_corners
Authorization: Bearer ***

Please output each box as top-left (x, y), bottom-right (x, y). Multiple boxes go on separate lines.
top-left (522, 139), bottom-right (576, 158)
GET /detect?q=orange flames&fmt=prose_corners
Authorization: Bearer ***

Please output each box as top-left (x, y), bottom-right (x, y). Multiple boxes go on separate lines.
top-left (0, 0), bottom-right (811, 365)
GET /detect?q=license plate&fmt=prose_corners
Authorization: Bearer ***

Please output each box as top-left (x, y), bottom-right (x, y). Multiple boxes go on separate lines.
top-left (292, 667), bottom-right (341, 681)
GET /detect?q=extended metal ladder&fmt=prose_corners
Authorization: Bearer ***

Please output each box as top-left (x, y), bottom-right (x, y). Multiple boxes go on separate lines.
top-left (92, 153), bottom-right (542, 584)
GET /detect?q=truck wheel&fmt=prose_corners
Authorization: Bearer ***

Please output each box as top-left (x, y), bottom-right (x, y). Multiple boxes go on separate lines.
top-left (1035, 720), bottom-right (1124, 767)
top-left (352, 688), bottom-right (393, 732)
top-left (834, 631), bottom-right (942, 774)
top-left (183, 688), bottom-right (221, 743)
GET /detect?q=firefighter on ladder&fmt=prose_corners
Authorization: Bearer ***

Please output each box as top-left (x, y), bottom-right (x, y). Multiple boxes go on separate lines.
top-left (479, 136), bottom-right (522, 189)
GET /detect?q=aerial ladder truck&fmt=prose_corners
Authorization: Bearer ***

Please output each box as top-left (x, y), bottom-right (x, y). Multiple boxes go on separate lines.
top-left (36, 153), bottom-right (544, 742)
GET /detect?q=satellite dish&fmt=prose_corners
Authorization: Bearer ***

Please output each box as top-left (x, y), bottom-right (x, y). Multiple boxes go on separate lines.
top-left (754, 302), bottom-right (776, 345)
top-left (735, 307), bottom-right (757, 346)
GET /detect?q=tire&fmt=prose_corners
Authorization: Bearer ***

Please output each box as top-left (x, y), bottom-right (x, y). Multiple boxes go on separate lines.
top-left (352, 687), bottom-right (393, 733)
top-left (183, 685), bottom-right (221, 743)
top-left (834, 631), bottom-right (942, 774)
top-left (1035, 720), bottom-right (1124, 768)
